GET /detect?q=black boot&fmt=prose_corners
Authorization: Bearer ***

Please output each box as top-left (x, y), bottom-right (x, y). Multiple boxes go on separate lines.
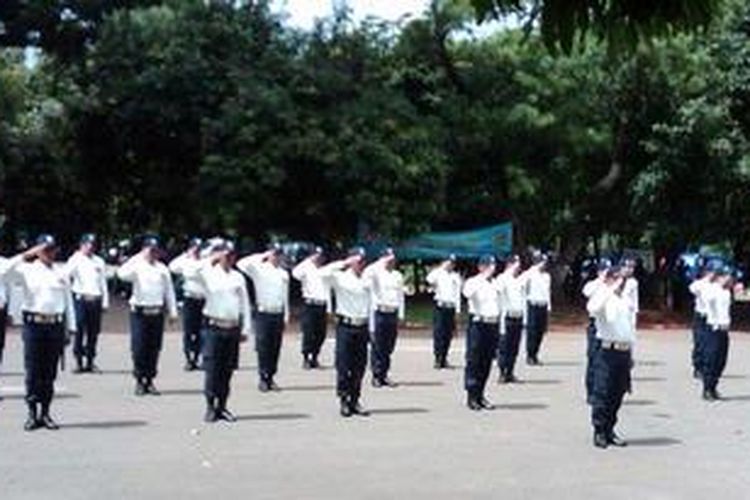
top-left (145, 379), bottom-right (160, 396)
top-left (134, 378), bottom-right (146, 396)
top-left (216, 397), bottom-right (236, 422)
top-left (593, 430), bottom-right (608, 449)
top-left (467, 394), bottom-right (482, 411)
top-left (73, 357), bottom-right (85, 374)
top-left (607, 430), bottom-right (628, 447)
top-left (340, 396), bottom-right (352, 417)
top-left (39, 402), bottom-right (59, 430)
top-left (24, 402), bottom-right (40, 431)
top-left (86, 357), bottom-right (101, 374)
top-left (309, 355), bottom-right (320, 369)
top-left (349, 397), bottom-right (370, 417)
top-left (204, 396), bottom-right (217, 423)
top-left (302, 354), bottom-right (312, 370)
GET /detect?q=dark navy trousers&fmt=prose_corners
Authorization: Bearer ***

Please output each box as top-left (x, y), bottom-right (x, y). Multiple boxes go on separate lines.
top-left (371, 311), bottom-right (398, 380)
top-left (22, 317), bottom-right (65, 406)
top-left (335, 323), bottom-right (368, 402)
top-left (465, 320), bottom-right (499, 399)
top-left (498, 316), bottom-right (523, 376)
top-left (0, 306), bottom-right (7, 364)
top-left (202, 326), bottom-right (240, 404)
top-left (526, 304), bottom-right (548, 360)
top-left (129, 311), bottom-right (165, 380)
top-left (590, 347), bottom-right (632, 434)
top-left (432, 305), bottom-right (456, 362)
top-left (585, 318), bottom-right (599, 402)
top-left (181, 297), bottom-right (205, 363)
top-left (691, 313), bottom-right (707, 374)
top-left (702, 328), bottom-right (729, 392)
top-left (73, 297), bottom-right (103, 361)
top-left (254, 312), bottom-right (284, 382)
top-left (300, 303), bottom-right (327, 358)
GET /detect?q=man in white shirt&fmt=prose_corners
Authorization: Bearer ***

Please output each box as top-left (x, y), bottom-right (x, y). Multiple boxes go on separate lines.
top-left (329, 247), bottom-right (372, 417)
top-left (688, 260), bottom-right (714, 379)
top-left (462, 254), bottom-right (501, 411)
top-left (169, 237), bottom-right (206, 371)
top-left (582, 259), bottom-right (610, 403)
top-left (364, 248), bottom-right (405, 388)
top-left (702, 266), bottom-right (734, 401)
top-left (425, 254), bottom-right (462, 369)
top-left (2, 235), bottom-right (77, 431)
top-left (65, 233), bottom-right (109, 374)
top-left (587, 266), bottom-right (634, 449)
top-left (196, 239), bottom-right (252, 423)
top-left (525, 252), bottom-right (551, 366)
top-left (291, 246), bottom-right (329, 369)
top-left (117, 236), bottom-right (178, 396)
top-left (237, 243), bottom-right (290, 392)
top-left (496, 255), bottom-right (526, 384)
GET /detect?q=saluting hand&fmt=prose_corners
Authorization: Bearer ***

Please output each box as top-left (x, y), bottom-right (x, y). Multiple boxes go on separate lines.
top-left (22, 243), bottom-right (48, 261)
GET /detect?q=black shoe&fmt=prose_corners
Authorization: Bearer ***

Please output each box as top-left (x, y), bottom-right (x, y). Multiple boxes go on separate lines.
top-left (135, 382), bottom-right (146, 396)
top-left (268, 380), bottom-right (281, 392)
top-left (340, 399), bottom-right (352, 417)
top-left (372, 377), bottom-right (384, 388)
top-left (526, 356), bottom-right (535, 366)
top-left (434, 359), bottom-right (442, 369)
top-left (258, 380), bottom-right (270, 393)
top-left (309, 357), bottom-right (321, 369)
top-left (145, 383), bottom-right (161, 396)
top-left (87, 362), bottom-right (102, 374)
top-left (350, 401), bottom-right (370, 417)
top-left (702, 389), bottom-right (715, 401)
top-left (593, 432), bottom-right (609, 449)
top-left (467, 397), bottom-right (483, 411)
top-left (184, 362), bottom-right (195, 372)
top-left (381, 377), bottom-right (398, 388)
top-left (302, 356), bottom-right (312, 370)
top-left (217, 408), bottom-right (237, 423)
top-left (505, 374), bottom-right (519, 384)
top-left (39, 414), bottom-right (60, 430)
top-left (711, 389), bottom-right (722, 401)
top-left (204, 407), bottom-right (217, 423)
top-left (607, 432), bottom-right (628, 447)
top-left (24, 416), bottom-right (40, 431)
top-left (479, 398), bottom-right (496, 410)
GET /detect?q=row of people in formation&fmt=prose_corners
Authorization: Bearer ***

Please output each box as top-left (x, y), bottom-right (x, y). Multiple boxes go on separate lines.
top-left (0, 233), bottom-right (555, 430)
top-left (581, 257), bottom-right (739, 449)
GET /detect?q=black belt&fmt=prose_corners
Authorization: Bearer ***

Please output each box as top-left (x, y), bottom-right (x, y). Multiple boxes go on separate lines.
top-left (74, 293), bottom-right (101, 302)
top-left (205, 317), bottom-right (241, 330)
top-left (338, 315), bottom-right (368, 327)
top-left (600, 341), bottom-right (632, 352)
top-left (304, 299), bottom-right (327, 307)
top-left (24, 312), bottom-right (64, 325)
top-left (132, 306), bottom-right (163, 316)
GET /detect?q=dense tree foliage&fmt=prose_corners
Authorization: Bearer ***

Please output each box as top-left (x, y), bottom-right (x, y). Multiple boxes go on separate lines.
top-left (1, 0), bottom-right (749, 293)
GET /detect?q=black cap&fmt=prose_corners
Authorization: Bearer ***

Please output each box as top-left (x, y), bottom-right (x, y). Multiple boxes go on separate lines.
top-left (532, 251), bottom-right (548, 265)
top-left (348, 246), bottom-right (366, 258)
top-left (36, 234), bottom-right (57, 248)
top-left (80, 233), bottom-right (97, 245)
top-left (189, 237), bottom-right (203, 248)
top-left (381, 247), bottom-right (396, 258)
top-left (447, 253), bottom-right (457, 262)
top-left (478, 254), bottom-right (496, 266)
top-left (268, 243), bottom-right (283, 255)
top-left (142, 235), bottom-right (160, 249)
top-left (214, 239), bottom-right (236, 254)
top-left (597, 258), bottom-right (612, 272)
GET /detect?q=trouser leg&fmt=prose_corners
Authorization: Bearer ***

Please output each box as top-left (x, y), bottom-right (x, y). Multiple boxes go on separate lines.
top-left (182, 298), bottom-right (204, 364)
top-left (464, 321), bottom-right (482, 398)
top-left (477, 323), bottom-right (498, 397)
top-left (335, 324), bottom-right (350, 399)
top-left (585, 319), bottom-right (598, 401)
top-left (0, 306), bottom-right (7, 364)
top-left (255, 313), bottom-right (283, 382)
top-left (73, 299), bottom-right (86, 365)
top-left (350, 328), bottom-right (368, 402)
top-left (504, 317), bottom-right (523, 376)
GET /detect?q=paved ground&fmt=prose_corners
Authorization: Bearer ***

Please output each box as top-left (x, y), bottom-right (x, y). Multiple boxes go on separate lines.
top-left (2, 312), bottom-right (750, 499)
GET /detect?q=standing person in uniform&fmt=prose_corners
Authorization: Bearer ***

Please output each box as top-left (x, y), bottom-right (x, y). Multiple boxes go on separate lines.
top-left (328, 248), bottom-right (372, 417)
top-left (525, 252), bottom-right (551, 366)
top-left (291, 246), bottom-right (330, 370)
top-left (1, 236), bottom-right (77, 431)
top-left (237, 244), bottom-right (289, 392)
top-left (582, 259), bottom-right (610, 404)
top-left (702, 266), bottom-right (734, 401)
top-left (169, 238), bottom-right (206, 371)
top-left (65, 233), bottom-right (109, 374)
top-left (425, 254), bottom-right (462, 369)
top-left (688, 261), bottom-right (714, 379)
top-left (364, 248), bottom-right (405, 388)
top-left (117, 236), bottom-right (178, 396)
top-left (587, 266), bottom-right (634, 449)
top-left (496, 255), bottom-right (526, 384)
top-left (196, 240), bottom-right (252, 423)
top-left (462, 255), bottom-right (500, 411)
